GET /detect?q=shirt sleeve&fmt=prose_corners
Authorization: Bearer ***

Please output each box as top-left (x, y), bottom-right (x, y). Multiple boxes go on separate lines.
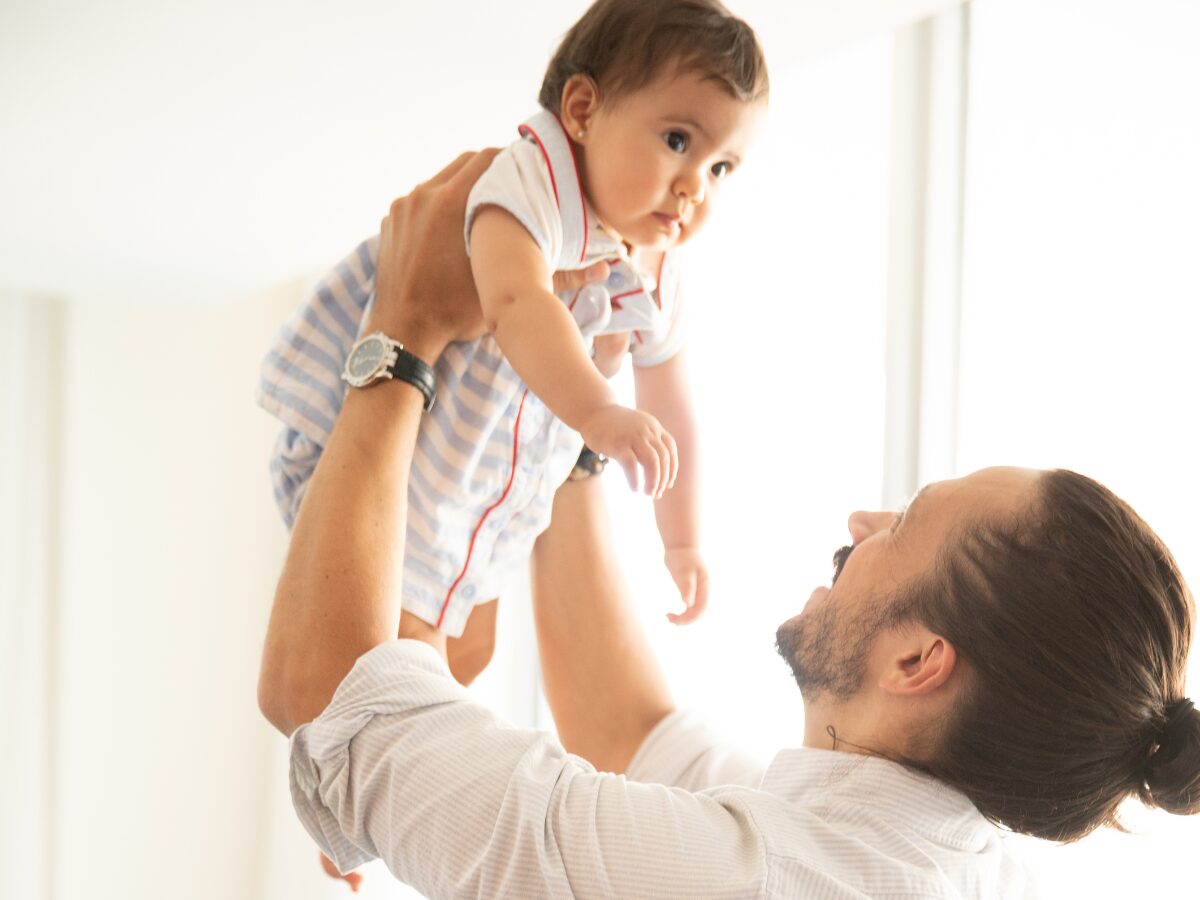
top-left (289, 641), bottom-right (768, 899)
top-left (630, 254), bottom-right (686, 368)
top-left (464, 139), bottom-right (564, 268)
top-left (256, 238), bottom-right (378, 527)
top-left (255, 237), bottom-right (378, 447)
top-left (267, 427), bottom-right (320, 528)
top-left (626, 709), bottom-right (767, 791)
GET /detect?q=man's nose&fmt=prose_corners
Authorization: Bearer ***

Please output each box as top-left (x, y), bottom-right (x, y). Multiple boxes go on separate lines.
top-left (847, 510), bottom-right (892, 545)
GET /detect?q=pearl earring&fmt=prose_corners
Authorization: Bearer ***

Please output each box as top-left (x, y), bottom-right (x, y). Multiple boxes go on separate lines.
top-left (577, 130), bottom-right (586, 139)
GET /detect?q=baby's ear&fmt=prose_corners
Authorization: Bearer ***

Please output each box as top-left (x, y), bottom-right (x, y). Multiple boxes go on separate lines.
top-left (560, 74), bottom-right (601, 143)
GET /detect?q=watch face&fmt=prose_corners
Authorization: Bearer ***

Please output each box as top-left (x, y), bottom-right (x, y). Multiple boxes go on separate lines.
top-left (347, 337), bottom-right (387, 380)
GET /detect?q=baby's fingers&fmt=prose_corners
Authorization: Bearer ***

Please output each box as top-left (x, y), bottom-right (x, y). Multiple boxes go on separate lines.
top-left (612, 451), bottom-right (639, 492)
top-left (635, 439), bottom-right (663, 497)
top-left (656, 431), bottom-right (677, 498)
top-left (664, 429), bottom-right (679, 490)
top-left (677, 571), bottom-right (697, 608)
top-left (668, 591), bottom-right (703, 625)
top-left (667, 566), bottom-right (708, 625)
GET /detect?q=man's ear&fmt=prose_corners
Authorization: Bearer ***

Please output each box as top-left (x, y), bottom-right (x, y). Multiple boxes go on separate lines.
top-left (559, 74), bottom-right (601, 144)
top-left (878, 632), bottom-right (958, 697)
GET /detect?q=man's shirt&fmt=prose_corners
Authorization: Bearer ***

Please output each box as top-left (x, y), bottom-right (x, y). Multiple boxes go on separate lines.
top-left (290, 641), bottom-right (1037, 899)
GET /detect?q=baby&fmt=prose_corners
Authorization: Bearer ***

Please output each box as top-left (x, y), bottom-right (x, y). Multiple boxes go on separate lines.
top-left (258, 0), bottom-right (768, 686)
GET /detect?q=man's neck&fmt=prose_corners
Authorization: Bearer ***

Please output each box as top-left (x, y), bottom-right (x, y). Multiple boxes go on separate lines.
top-left (801, 698), bottom-right (886, 756)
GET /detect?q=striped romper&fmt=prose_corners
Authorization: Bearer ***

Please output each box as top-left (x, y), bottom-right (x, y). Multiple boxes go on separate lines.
top-left (257, 109), bottom-right (686, 636)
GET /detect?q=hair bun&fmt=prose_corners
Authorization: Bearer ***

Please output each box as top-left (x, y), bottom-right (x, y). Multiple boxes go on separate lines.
top-left (1144, 698), bottom-right (1200, 815)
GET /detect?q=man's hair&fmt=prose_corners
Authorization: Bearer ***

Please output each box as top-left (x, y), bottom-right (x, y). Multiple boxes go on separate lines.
top-left (538, 0), bottom-right (768, 113)
top-left (906, 470), bottom-right (1199, 841)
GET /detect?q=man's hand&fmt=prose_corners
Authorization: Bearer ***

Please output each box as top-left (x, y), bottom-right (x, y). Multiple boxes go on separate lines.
top-left (319, 852), bottom-right (363, 893)
top-left (367, 154), bottom-right (616, 372)
top-left (366, 150), bottom-right (500, 361)
top-left (580, 405), bottom-right (677, 498)
top-left (663, 547), bottom-right (709, 625)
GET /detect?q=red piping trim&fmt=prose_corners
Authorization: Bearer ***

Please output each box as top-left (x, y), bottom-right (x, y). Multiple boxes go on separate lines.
top-left (549, 114), bottom-right (590, 264)
top-left (609, 288), bottom-right (645, 305)
top-left (518, 124), bottom-right (560, 209)
top-left (653, 253), bottom-right (666, 310)
top-left (437, 389), bottom-right (529, 629)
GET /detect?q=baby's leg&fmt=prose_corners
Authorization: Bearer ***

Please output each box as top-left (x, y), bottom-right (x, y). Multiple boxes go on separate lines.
top-left (446, 599), bottom-right (498, 686)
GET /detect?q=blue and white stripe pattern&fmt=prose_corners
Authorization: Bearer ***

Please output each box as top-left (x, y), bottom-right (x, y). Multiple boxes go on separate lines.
top-left (257, 111), bottom-right (686, 637)
top-left (257, 237), bottom-right (580, 636)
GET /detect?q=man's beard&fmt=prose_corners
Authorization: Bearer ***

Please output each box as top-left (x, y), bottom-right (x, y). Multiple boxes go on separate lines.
top-left (775, 585), bottom-right (900, 704)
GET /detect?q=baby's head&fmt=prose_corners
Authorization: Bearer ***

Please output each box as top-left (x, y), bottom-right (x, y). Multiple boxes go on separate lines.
top-left (539, 0), bottom-right (768, 251)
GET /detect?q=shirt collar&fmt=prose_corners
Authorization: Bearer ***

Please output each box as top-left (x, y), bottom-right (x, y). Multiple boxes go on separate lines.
top-left (517, 109), bottom-right (670, 289)
top-left (761, 747), bottom-right (998, 852)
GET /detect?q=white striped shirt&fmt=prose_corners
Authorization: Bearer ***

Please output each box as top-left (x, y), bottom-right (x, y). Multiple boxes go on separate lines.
top-left (291, 641), bottom-right (1038, 899)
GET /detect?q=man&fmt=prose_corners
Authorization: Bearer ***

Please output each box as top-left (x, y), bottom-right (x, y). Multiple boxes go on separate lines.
top-left (257, 152), bottom-right (1199, 898)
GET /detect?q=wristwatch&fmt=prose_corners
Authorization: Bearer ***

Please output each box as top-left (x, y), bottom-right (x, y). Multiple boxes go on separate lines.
top-left (342, 332), bottom-right (437, 411)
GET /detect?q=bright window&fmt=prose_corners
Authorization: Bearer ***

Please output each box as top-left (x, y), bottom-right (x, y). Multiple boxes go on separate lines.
top-left (958, 0), bottom-right (1200, 891)
top-left (601, 34), bottom-right (895, 761)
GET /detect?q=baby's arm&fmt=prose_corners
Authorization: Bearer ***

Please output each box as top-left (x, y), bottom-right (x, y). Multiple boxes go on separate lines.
top-left (470, 206), bottom-right (676, 496)
top-left (633, 351), bottom-right (708, 624)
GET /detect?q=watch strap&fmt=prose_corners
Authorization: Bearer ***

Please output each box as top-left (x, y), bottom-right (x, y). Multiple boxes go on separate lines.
top-left (387, 347), bottom-right (437, 412)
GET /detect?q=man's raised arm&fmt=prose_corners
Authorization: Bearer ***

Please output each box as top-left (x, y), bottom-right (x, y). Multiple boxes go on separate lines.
top-left (257, 152), bottom-right (495, 736)
top-left (531, 477), bottom-right (676, 773)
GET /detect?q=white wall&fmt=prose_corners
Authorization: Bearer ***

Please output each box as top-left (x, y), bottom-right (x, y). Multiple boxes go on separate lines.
top-left (0, 294), bottom-right (63, 900)
top-left (957, 0), bottom-right (1200, 892)
top-left (50, 285), bottom-right (296, 899)
top-left (0, 0), bottom-right (962, 308)
top-left (20, 274), bottom-right (547, 900)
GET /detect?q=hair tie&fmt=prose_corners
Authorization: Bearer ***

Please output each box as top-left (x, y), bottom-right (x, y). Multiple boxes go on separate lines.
top-left (1161, 698), bottom-right (1195, 743)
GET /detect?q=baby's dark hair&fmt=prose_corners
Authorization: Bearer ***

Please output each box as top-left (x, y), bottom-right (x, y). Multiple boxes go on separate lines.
top-left (538, 0), bottom-right (768, 113)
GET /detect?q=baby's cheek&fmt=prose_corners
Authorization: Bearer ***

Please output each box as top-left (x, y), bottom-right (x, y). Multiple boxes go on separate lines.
top-left (681, 204), bottom-right (711, 243)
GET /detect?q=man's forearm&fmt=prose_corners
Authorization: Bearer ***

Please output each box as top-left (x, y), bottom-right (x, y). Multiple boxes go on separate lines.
top-left (258, 372), bottom-right (435, 736)
top-left (257, 149), bottom-right (505, 735)
top-left (530, 478), bottom-right (675, 773)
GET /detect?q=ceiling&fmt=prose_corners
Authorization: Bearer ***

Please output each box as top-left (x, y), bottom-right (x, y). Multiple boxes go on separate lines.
top-left (0, 0), bottom-right (961, 306)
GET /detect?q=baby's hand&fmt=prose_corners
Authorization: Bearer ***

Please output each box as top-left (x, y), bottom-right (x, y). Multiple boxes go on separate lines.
top-left (320, 851), bottom-right (363, 892)
top-left (580, 405), bottom-right (677, 498)
top-left (664, 548), bottom-right (709, 625)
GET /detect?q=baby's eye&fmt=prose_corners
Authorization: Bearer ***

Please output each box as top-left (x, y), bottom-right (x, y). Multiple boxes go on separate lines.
top-left (664, 131), bottom-right (688, 153)
top-left (711, 161), bottom-right (733, 179)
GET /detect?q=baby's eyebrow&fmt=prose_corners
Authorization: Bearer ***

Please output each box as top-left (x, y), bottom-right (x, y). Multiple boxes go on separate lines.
top-left (666, 116), bottom-right (712, 143)
top-left (662, 116), bottom-right (743, 164)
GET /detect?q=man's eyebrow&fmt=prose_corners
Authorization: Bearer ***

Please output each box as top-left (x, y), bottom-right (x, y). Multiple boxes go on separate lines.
top-left (892, 484), bottom-right (932, 532)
